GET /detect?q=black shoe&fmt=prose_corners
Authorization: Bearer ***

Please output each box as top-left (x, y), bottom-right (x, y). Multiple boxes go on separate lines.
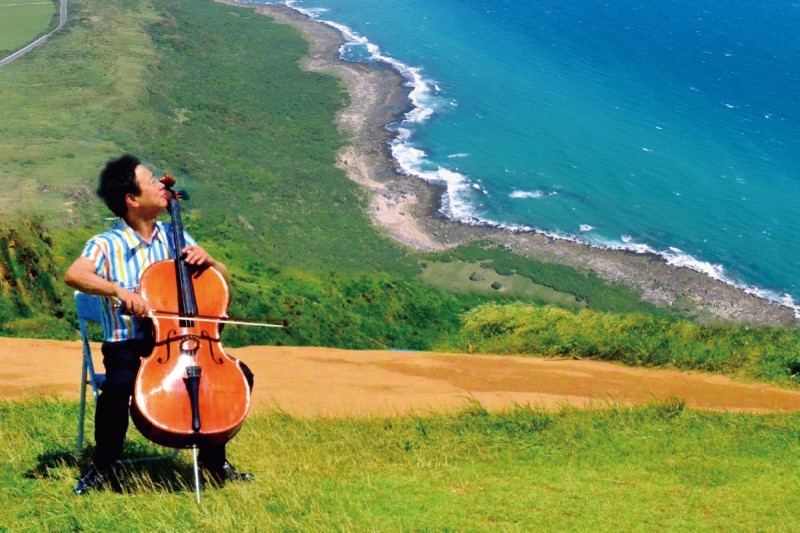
top-left (221, 461), bottom-right (253, 482)
top-left (204, 460), bottom-right (253, 485)
top-left (74, 466), bottom-right (122, 495)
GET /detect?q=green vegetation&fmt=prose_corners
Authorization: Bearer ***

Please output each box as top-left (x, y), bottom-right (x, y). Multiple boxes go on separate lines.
top-left (221, 268), bottom-right (489, 350)
top-left (136, 0), bottom-right (415, 275)
top-left (4, 397), bottom-right (800, 530)
top-left (0, 0), bottom-right (161, 219)
top-left (0, 218), bottom-right (72, 338)
top-left (450, 302), bottom-right (800, 384)
top-left (426, 241), bottom-right (664, 313)
top-left (0, 0), bottom-right (459, 348)
top-left (419, 259), bottom-right (585, 309)
top-left (0, 0), bottom-right (58, 56)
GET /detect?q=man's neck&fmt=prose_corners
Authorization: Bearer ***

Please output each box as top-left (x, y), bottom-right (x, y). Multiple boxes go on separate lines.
top-left (124, 215), bottom-right (157, 244)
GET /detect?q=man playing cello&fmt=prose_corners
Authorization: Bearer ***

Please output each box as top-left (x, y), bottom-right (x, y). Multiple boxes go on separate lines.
top-left (65, 154), bottom-right (253, 495)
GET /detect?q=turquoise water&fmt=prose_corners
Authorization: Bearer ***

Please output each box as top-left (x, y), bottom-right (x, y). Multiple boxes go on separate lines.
top-left (257, 0), bottom-right (800, 310)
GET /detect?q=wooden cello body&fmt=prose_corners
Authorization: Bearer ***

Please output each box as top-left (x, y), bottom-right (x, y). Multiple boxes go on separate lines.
top-left (131, 176), bottom-right (250, 449)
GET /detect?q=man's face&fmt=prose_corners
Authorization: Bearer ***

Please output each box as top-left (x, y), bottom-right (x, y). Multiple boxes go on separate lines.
top-left (131, 165), bottom-right (168, 213)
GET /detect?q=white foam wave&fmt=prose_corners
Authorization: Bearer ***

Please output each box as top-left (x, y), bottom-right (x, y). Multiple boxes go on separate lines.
top-left (323, 23), bottom-right (437, 124)
top-left (389, 139), bottom-right (481, 221)
top-left (292, 3), bottom-right (481, 222)
top-left (579, 225), bottom-right (595, 232)
top-left (447, 153), bottom-right (470, 158)
top-left (597, 235), bottom-right (800, 315)
top-left (509, 190), bottom-right (542, 199)
top-left (291, 4), bottom-right (495, 230)
top-left (509, 190), bottom-right (558, 199)
top-left (281, 1), bottom-right (440, 129)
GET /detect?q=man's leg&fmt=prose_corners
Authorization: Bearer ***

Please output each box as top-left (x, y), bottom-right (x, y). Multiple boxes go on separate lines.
top-left (199, 361), bottom-right (254, 483)
top-left (76, 340), bottom-right (147, 494)
top-left (93, 340), bottom-right (148, 467)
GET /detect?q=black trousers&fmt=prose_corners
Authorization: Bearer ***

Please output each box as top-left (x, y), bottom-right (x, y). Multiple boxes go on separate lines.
top-left (93, 338), bottom-right (254, 472)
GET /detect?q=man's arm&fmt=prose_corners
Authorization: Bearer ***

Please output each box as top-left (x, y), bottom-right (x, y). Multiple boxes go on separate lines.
top-left (64, 257), bottom-right (150, 316)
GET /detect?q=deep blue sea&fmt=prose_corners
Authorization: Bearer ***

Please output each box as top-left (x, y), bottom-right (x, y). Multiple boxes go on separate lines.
top-left (257, 0), bottom-right (800, 311)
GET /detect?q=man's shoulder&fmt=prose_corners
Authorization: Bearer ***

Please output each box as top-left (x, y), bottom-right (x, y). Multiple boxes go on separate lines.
top-left (88, 224), bottom-right (126, 244)
top-left (85, 220), bottom-right (132, 251)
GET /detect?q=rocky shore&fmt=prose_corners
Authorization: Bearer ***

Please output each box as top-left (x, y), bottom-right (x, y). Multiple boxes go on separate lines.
top-left (238, 2), bottom-right (797, 326)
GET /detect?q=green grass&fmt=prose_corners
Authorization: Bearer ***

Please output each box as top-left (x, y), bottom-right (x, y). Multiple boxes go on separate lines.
top-left (0, 0), bottom-right (57, 56)
top-left (449, 302), bottom-right (800, 385)
top-left (0, 0), bottom-right (160, 220)
top-left (3, 397), bottom-right (800, 531)
top-left (133, 0), bottom-right (418, 275)
top-left (0, 0), bottom-right (418, 272)
top-left (427, 241), bottom-right (666, 314)
top-left (420, 259), bottom-right (585, 309)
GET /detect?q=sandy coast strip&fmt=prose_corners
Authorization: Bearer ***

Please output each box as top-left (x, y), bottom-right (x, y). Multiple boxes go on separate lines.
top-left (227, 2), bottom-right (797, 326)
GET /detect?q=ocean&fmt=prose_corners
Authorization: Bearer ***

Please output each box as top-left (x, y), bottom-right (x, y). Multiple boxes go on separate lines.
top-left (256, 0), bottom-right (800, 311)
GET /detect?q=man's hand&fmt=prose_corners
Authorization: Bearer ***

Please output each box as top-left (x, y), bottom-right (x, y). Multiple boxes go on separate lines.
top-left (66, 256), bottom-right (154, 316)
top-left (180, 245), bottom-right (229, 282)
top-left (114, 286), bottom-right (150, 317)
top-left (181, 245), bottom-right (212, 267)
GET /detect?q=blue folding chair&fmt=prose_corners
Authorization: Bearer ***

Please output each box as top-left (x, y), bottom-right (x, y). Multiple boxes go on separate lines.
top-left (74, 292), bottom-right (184, 489)
top-left (75, 291), bottom-right (105, 455)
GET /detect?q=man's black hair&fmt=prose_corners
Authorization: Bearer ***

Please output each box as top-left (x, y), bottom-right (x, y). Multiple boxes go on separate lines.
top-left (96, 154), bottom-right (141, 217)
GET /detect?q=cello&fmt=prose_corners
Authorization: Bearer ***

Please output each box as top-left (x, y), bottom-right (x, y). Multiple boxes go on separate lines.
top-left (130, 174), bottom-right (250, 491)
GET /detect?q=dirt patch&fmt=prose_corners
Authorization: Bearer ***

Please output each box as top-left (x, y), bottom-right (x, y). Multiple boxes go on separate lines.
top-left (3, 337), bottom-right (799, 417)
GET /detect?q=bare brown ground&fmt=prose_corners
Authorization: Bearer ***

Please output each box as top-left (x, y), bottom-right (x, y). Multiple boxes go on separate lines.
top-left (3, 337), bottom-right (800, 417)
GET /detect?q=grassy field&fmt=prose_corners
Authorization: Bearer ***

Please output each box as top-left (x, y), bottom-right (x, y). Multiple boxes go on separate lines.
top-left (2, 397), bottom-right (799, 531)
top-left (419, 259), bottom-right (585, 310)
top-left (0, 0), bottom-right (57, 56)
top-left (0, 0), bottom-right (159, 220)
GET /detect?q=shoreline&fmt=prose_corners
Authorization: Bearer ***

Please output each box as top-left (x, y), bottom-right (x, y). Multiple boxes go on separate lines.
top-left (235, 2), bottom-right (797, 326)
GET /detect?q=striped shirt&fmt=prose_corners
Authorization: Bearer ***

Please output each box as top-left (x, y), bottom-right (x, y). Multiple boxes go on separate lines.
top-left (81, 218), bottom-right (197, 342)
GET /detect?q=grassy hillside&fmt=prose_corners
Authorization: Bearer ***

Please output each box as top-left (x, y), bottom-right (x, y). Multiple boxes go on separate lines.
top-left (0, 0), bottom-right (160, 219)
top-left (0, 219), bottom-right (68, 338)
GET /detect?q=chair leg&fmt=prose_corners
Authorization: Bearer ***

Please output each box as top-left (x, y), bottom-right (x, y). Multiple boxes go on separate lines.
top-left (77, 357), bottom-right (89, 456)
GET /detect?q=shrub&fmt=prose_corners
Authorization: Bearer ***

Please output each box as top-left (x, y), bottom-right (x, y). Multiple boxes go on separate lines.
top-left (451, 302), bottom-right (800, 384)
